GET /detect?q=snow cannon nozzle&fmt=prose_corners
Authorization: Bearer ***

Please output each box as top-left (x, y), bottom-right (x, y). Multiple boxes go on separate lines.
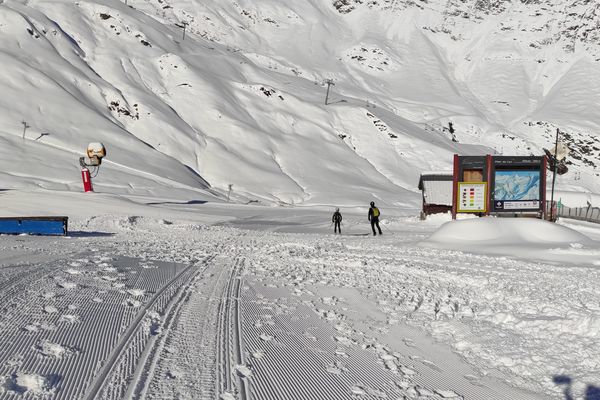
top-left (81, 142), bottom-right (106, 167)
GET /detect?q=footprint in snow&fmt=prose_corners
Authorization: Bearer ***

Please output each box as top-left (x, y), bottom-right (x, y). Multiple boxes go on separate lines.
top-left (383, 358), bottom-right (398, 373)
top-left (58, 314), bottom-right (80, 324)
top-left (64, 268), bottom-right (82, 275)
top-left (464, 374), bottom-right (487, 387)
top-left (335, 348), bottom-right (349, 358)
top-left (326, 365), bottom-right (343, 375)
top-left (252, 349), bottom-right (265, 359)
top-left (259, 333), bottom-right (274, 342)
top-left (334, 336), bottom-right (356, 347)
top-left (235, 365), bottom-right (252, 378)
top-left (395, 379), bottom-right (413, 391)
top-left (399, 366), bottom-right (416, 376)
top-left (68, 261), bottom-right (85, 268)
top-left (420, 359), bottom-right (443, 372)
top-left (416, 387), bottom-right (436, 397)
top-left (23, 324), bottom-right (40, 333)
top-left (4, 372), bottom-right (55, 395)
top-left (22, 322), bottom-right (55, 332)
top-left (435, 389), bottom-right (463, 398)
top-left (124, 298), bottom-right (142, 308)
top-left (57, 282), bottom-right (76, 289)
top-left (326, 361), bottom-right (348, 375)
top-left (351, 385), bottom-right (367, 396)
top-left (34, 340), bottom-right (78, 359)
top-left (127, 289), bottom-right (145, 297)
top-left (219, 392), bottom-right (235, 400)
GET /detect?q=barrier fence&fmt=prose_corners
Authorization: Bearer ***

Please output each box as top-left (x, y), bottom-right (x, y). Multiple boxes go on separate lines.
top-left (546, 201), bottom-right (600, 224)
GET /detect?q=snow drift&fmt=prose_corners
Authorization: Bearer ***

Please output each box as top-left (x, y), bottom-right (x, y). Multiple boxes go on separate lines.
top-left (422, 217), bottom-right (599, 264)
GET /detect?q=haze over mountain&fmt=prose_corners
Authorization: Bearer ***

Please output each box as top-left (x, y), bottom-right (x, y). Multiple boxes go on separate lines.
top-left (1, 0), bottom-right (599, 206)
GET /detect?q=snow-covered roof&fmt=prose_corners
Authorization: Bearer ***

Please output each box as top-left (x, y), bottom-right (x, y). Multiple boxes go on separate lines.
top-left (420, 171), bottom-right (453, 177)
top-left (421, 179), bottom-right (453, 206)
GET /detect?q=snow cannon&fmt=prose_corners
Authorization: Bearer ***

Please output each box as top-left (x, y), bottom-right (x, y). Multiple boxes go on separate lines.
top-left (79, 143), bottom-right (106, 192)
top-left (85, 142), bottom-right (107, 166)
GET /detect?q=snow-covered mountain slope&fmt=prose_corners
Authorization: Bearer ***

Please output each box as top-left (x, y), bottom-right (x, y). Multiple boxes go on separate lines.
top-left (0, 0), bottom-right (598, 207)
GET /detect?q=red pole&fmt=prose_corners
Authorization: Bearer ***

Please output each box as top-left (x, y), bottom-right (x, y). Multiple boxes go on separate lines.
top-left (452, 154), bottom-right (459, 220)
top-left (486, 154), bottom-right (493, 216)
top-left (81, 168), bottom-right (93, 192)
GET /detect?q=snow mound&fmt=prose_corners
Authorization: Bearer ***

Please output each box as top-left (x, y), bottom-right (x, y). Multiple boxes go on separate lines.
top-left (3, 372), bottom-right (54, 395)
top-left (425, 217), bottom-right (592, 246)
top-left (35, 340), bottom-right (75, 359)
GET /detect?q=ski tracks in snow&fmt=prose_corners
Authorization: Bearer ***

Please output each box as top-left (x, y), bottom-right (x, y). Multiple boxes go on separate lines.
top-left (0, 217), bottom-right (595, 399)
top-left (0, 218), bottom-right (252, 400)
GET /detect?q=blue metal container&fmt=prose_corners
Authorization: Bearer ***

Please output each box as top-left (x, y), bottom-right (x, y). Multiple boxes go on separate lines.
top-left (0, 217), bottom-right (68, 236)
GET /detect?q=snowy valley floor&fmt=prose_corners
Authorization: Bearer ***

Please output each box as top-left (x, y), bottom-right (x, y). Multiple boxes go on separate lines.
top-left (0, 201), bottom-right (599, 399)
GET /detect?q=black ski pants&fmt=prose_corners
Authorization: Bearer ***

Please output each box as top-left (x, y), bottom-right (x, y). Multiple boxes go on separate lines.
top-left (334, 221), bottom-right (341, 233)
top-left (370, 217), bottom-right (382, 235)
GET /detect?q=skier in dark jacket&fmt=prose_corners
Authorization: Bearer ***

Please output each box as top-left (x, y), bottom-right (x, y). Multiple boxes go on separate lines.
top-left (332, 208), bottom-right (342, 234)
top-left (368, 201), bottom-right (382, 236)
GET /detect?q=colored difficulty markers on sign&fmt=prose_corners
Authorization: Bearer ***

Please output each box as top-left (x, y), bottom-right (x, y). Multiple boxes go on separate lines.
top-left (457, 182), bottom-right (487, 212)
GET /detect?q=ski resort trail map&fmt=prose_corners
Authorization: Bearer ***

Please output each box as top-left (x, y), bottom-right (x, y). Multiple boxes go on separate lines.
top-left (0, 215), bottom-right (597, 399)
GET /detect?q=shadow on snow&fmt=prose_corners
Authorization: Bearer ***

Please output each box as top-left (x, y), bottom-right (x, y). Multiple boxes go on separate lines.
top-left (554, 375), bottom-right (600, 400)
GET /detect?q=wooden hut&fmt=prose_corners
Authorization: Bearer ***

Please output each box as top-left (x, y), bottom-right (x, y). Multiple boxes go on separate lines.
top-left (418, 172), bottom-right (453, 218)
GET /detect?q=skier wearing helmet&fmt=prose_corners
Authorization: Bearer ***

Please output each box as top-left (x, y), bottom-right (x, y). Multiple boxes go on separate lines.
top-left (332, 208), bottom-right (342, 234)
top-left (368, 201), bottom-right (382, 236)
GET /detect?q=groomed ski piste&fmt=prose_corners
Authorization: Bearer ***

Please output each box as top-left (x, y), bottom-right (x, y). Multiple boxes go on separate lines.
top-left (1, 0), bottom-right (600, 399)
top-left (0, 190), bottom-right (599, 400)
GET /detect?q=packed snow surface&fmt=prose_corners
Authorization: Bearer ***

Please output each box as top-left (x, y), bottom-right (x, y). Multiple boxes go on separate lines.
top-left (0, 191), bottom-right (599, 399)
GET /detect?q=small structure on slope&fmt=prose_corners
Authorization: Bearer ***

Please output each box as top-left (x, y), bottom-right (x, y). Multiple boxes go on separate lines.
top-left (418, 172), bottom-right (453, 219)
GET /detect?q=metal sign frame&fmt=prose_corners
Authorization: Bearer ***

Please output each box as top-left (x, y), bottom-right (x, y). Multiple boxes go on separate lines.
top-left (452, 154), bottom-right (547, 219)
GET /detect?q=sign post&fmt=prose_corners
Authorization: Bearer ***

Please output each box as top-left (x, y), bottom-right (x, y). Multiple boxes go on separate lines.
top-left (550, 128), bottom-right (559, 221)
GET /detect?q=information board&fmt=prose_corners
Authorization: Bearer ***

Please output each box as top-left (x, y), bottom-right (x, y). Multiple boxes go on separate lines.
top-left (457, 182), bottom-right (487, 213)
top-left (493, 170), bottom-right (541, 211)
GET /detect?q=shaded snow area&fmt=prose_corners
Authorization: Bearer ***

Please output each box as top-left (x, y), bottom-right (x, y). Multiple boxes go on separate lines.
top-left (0, 211), bottom-right (599, 399)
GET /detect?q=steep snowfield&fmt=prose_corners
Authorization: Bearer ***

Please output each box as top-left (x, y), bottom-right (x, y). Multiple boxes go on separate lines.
top-left (1, 0), bottom-right (598, 206)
